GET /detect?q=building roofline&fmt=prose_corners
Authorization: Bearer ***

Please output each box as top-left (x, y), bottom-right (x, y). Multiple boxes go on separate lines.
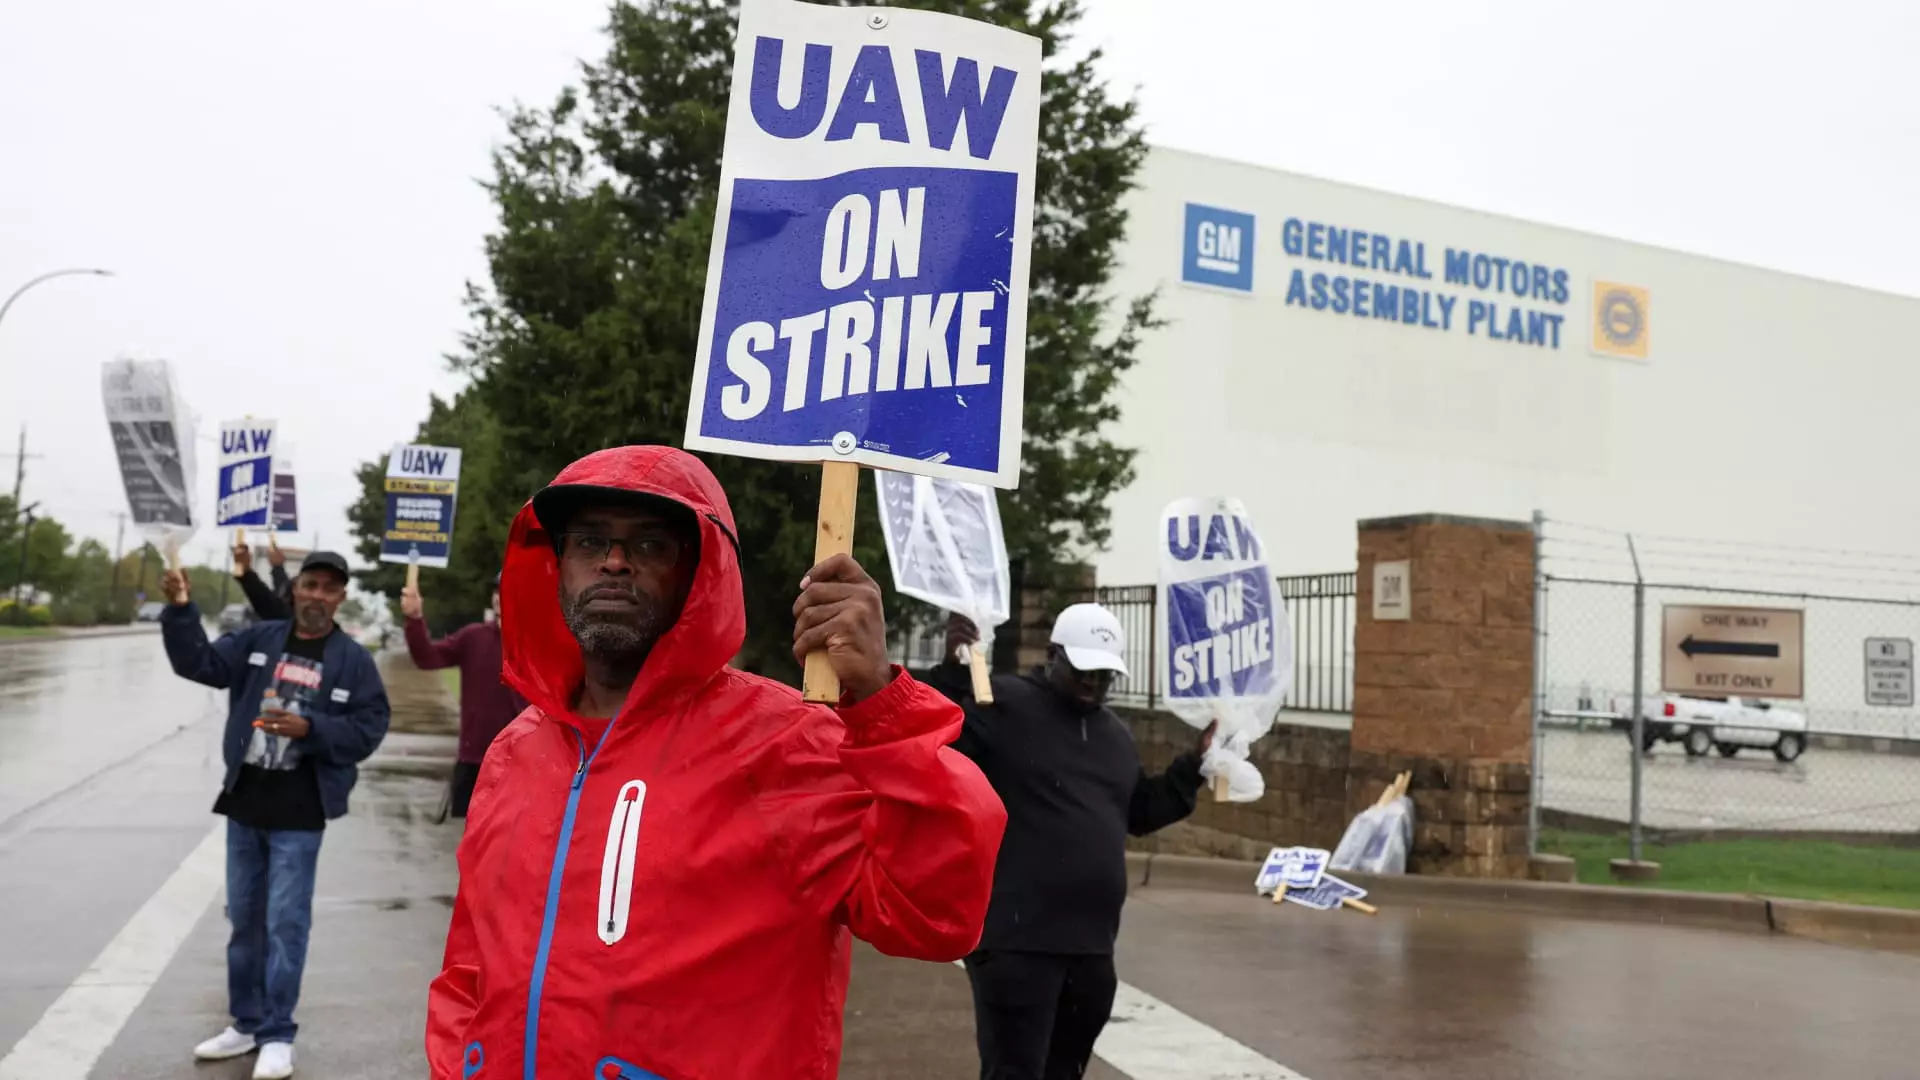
top-left (1146, 142), bottom-right (1920, 305)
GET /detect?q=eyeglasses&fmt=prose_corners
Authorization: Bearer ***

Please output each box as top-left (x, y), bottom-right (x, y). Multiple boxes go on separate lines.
top-left (558, 531), bottom-right (684, 567)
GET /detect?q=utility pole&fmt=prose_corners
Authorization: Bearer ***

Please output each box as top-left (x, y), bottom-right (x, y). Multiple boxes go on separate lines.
top-left (3, 425), bottom-right (43, 508)
top-left (12, 503), bottom-right (37, 623)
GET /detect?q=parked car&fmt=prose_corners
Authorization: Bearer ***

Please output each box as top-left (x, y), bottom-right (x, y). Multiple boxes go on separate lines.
top-left (1612, 694), bottom-right (1809, 762)
top-left (133, 601), bottom-right (166, 623)
top-left (216, 603), bottom-right (255, 634)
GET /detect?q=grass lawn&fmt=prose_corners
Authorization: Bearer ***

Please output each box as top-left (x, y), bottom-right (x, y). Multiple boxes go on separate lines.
top-left (437, 667), bottom-right (460, 700)
top-left (1541, 828), bottom-right (1920, 910)
top-left (0, 625), bottom-right (57, 640)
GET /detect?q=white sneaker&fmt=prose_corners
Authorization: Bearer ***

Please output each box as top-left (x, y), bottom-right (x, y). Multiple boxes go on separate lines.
top-left (193, 1026), bottom-right (256, 1061)
top-left (252, 1041), bottom-right (295, 1079)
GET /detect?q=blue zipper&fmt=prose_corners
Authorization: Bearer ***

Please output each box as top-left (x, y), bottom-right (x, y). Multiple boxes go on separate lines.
top-left (523, 720), bottom-right (617, 1079)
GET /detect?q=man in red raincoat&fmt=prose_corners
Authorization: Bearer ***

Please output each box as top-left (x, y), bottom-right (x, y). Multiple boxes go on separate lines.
top-left (425, 446), bottom-right (1007, 1080)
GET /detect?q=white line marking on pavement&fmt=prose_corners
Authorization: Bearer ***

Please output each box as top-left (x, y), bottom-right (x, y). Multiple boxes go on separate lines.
top-left (0, 823), bottom-right (225, 1080)
top-left (1097, 978), bottom-right (1314, 1080)
top-left (952, 960), bottom-right (1312, 1079)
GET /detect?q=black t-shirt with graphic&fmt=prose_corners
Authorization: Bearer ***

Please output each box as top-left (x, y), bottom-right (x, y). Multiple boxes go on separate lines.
top-left (214, 627), bottom-right (333, 831)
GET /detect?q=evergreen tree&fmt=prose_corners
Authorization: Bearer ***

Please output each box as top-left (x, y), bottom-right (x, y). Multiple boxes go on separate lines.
top-left (350, 0), bottom-right (1155, 677)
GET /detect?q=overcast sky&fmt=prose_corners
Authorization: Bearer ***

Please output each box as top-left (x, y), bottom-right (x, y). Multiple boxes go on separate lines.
top-left (3, 0), bottom-right (1915, 569)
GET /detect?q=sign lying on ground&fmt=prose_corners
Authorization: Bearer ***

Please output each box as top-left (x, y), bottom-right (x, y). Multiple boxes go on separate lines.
top-left (1254, 846), bottom-right (1327, 895)
top-left (101, 358), bottom-right (197, 547)
top-left (1866, 637), bottom-right (1914, 708)
top-left (1158, 496), bottom-right (1295, 740)
top-left (1661, 604), bottom-right (1804, 699)
top-left (216, 419), bottom-right (277, 529)
top-left (681, 0), bottom-right (1042, 487)
top-left (1281, 872), bottom-right (1368, 912)
top-left (380, 444), bottom-right (463, 568)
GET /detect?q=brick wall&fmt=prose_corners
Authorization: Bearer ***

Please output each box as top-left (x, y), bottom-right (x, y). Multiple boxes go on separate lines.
top-left (1117, 706), bottom-right (1353, 861)
top-left (1353, 514), bottom-right (1535, 764)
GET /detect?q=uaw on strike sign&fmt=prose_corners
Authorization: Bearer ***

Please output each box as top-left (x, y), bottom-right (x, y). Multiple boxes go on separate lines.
top-left (217, 419), bottom-right (277, 528)
top-left (1158, 497), bottom-right (1295, 740)
top-left (683, 0), bottom-right (1042, 487)
top-left (380, 444), bottom-right (462, 568)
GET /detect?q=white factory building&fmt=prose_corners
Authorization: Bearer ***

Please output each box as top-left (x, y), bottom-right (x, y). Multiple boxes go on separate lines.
top-left (1093, 147), bottom-right (1920, 585)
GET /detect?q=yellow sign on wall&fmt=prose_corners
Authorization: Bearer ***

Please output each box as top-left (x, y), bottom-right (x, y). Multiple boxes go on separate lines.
top-left (1591, 281), bottom-right (1650, 360)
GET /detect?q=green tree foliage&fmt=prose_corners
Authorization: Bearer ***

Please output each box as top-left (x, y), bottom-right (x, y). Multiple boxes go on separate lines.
top-left (348, 0), bottom-right (1154, 678)
top-left (0, 497), bottom-right (172, 625)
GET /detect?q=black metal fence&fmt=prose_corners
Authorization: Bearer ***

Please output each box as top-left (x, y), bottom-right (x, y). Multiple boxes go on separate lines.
top-left (896, 572), bottom-right (1355, 715)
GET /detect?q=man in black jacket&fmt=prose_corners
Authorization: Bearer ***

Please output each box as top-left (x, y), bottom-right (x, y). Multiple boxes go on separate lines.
top-left (233, 540), bottom-right (293, 621)
top-left (924, 603), bottom-right (1214, 1080)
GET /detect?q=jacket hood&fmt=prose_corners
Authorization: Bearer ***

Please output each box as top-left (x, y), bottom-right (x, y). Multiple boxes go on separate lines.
top-left (500, 446), bottom-right (745, 727)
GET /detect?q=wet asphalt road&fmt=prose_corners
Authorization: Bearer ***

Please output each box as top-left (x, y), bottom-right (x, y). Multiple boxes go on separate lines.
top-left (5, 634), bottom-right (1920, 1079)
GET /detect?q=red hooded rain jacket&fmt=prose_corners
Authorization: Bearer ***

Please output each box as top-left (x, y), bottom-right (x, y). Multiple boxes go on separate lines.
top-left (424, 446), bottom-right (1006, 1080)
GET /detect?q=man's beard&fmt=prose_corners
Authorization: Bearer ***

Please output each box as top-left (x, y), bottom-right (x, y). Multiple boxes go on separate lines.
top-left (560, 583), bottom-right (673, 666)
top-left (295, 602), bottom-right (331, 636)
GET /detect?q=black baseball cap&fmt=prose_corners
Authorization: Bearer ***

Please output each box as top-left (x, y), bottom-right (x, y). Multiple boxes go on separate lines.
top-left (298, 551), bottom-right (351, 582)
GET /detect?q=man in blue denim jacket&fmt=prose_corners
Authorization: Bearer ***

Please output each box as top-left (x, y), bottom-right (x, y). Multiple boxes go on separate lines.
top-left (159, 551), bottom-right (390, 1080)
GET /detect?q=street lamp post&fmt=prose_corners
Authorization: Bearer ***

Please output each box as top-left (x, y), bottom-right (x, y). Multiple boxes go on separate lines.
top-left (0, 268), bottom-right (115, 335)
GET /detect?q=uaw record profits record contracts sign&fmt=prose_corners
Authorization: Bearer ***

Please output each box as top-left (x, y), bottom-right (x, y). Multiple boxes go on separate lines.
top-left (682, 0), bottom-right (1041, 487)
top-left (1661, 604), bottom-right (1804, 699)
top-left (380, 444), bottom-right (462, 568)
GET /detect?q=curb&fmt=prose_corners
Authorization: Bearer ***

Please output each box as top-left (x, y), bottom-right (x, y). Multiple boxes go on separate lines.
top-left (1126, 852), bottom-right (1920, 953)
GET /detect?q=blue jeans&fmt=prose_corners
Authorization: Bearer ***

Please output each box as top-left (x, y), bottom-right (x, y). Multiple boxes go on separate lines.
top-left (224, 821), bottom-right (323, 1044)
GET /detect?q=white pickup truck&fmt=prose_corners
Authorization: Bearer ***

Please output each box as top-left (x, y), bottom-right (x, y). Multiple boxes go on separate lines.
top-left (1611, 694), bottom-right (1809, 762)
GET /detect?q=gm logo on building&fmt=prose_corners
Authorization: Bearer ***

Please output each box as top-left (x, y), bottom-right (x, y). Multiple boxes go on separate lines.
top-left (1183, 203), bottom-right (1255, 292)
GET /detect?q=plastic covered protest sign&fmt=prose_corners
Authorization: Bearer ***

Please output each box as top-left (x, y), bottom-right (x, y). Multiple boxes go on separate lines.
top-left (876, 470), bottom-right (1010, 696)
top-left (1156, 496), bottom-right (1294, 743)
top-left (101, 357), bottom-right (198, 558)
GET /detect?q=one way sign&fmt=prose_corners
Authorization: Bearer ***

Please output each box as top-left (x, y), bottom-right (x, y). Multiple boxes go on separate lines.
top-left (1662, 604), bottom-right (1804, 699)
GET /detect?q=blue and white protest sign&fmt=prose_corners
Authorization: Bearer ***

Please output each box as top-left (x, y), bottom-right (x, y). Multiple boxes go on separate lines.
top-left (380, 444), bottom-right (462, 568)
top-left (1158, 496), bottom-right (1295, 740)
top-left (1280, 872), bottom-right (1367, 912)
top-left (1255, 846), bottom-right (1328, 896)
top-left (101, 358), bottom-right (198, 555)
top-left (216, 418), bottom-right (277, 529)
top-left (682, 0), bottom-right (1042, 488)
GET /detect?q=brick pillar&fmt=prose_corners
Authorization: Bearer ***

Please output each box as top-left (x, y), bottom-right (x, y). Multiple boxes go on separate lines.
top-left (1350, 514), bottom-right (1534, 878)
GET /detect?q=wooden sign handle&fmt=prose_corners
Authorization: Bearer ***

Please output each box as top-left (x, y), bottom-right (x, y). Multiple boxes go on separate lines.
top-left (964, 643), bottom-right (994, 703)
top-left (405, 562), bottom-right (420, 592)
top-left (801, 461), bottom-right (860, 704)
top-left (1211, 772), bottom-right (1231, 802)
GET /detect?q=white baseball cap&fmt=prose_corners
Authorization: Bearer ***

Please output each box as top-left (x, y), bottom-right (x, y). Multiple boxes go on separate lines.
top-left (1050, 603), bottom-right (1130, 677)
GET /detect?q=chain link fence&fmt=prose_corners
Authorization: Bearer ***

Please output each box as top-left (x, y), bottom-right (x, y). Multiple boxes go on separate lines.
top-left (1535, 520), bottom-right (1920, 848)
